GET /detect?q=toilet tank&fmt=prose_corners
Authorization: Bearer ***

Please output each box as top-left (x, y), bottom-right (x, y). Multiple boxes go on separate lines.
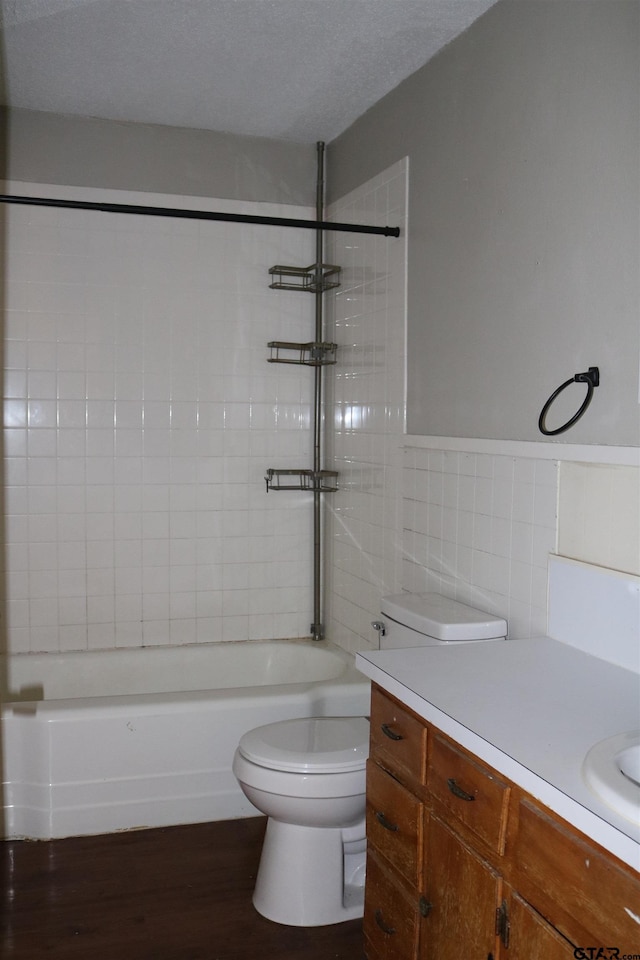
top-left (379, 593), bottom-right (507, 649)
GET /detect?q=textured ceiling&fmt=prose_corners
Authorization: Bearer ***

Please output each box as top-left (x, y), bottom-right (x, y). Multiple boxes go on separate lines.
top-left (0, 0), bottom-right (496, 143)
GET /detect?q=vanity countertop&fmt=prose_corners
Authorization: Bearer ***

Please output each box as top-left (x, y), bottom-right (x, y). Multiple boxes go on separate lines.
top-left (356, 635), bottom-right (640, 872)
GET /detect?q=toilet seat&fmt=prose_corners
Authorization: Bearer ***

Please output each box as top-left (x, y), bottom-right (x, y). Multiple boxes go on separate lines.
top-left (237, 716), bottom-right (369, 774)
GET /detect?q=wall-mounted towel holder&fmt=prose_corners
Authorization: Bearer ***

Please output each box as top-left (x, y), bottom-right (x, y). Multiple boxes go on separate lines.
top-left (538, 366), bottom-right (599, 436)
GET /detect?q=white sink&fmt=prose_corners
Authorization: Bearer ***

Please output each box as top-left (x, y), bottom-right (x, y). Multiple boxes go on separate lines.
top-left (583, 731), bottom-right (640, 826)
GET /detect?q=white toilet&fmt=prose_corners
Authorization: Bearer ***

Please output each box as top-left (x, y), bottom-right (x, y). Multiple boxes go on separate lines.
top-left (232, 593), bottom-right (507, 927)
top-left (232, 715), bottom-right (370, 926)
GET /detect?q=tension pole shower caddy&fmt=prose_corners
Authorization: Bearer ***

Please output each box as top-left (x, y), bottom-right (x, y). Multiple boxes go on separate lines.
top-left (0, 159), bottom-right (399, 643)
top-left (264, 142), bottom-right (340, 640)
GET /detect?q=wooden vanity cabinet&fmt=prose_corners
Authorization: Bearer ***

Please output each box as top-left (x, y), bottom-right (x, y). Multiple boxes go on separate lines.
top-left (364, 684), bottom-right (640, 960)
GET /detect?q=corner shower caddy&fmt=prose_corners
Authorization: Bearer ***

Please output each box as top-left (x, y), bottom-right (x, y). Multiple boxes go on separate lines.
top-left (264, 145), bottom-right (342, 639)
top-left (264, 260), bottom-right (341, 497)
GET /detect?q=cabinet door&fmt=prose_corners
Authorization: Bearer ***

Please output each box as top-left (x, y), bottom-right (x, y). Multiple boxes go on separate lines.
top-left (505, 892), bottom-right (576, 959)
top-left (420, 816), bottom-right (501, 960)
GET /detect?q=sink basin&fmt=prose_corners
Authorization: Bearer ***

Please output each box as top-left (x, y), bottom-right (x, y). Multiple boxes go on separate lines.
top-left (583, 731), bottom-right (640, 826)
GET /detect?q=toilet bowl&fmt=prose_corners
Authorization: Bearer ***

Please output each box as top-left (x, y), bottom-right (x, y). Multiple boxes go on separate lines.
top-left (232, 715), bottom-right (369, 926)
top-left (233, 593), bottom-right (507, 928)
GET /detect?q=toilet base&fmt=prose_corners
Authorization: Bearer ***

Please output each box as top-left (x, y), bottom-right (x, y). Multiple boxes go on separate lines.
top-left (252, 818), bottom-right (366, 926)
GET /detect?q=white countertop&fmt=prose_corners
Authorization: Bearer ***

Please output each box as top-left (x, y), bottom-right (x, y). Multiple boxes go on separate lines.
top-left (356, 636), bottom-right (640, 872)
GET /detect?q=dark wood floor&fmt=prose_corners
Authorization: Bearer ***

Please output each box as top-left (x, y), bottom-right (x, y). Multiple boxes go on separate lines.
top-left (1, 817), bottom-right (364, 960)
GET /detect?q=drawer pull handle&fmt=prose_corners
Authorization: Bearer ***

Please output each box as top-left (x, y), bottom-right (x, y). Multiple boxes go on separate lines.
top-left (381, 723), bottom-right (403, 741)
top-left (419, 897), bottom-right (432, 918)
top-left (374, 909), bottom-right (395, 935)
top-left (447, 777), bottom-right (475, 802)
top-left (375, 811), bottom-right (399, 832)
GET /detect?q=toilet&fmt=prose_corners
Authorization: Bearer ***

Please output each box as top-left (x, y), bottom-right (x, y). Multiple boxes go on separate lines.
top-left (232, 715), bottom-right (370, 926)
top-left (232, 593), bottom-right (507, 927)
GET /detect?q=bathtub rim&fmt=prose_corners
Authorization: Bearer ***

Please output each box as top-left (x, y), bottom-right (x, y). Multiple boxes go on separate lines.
top-left (0, 637), bottom-right (362, 706)
top-left (2, 674), bottom-right (369, 719)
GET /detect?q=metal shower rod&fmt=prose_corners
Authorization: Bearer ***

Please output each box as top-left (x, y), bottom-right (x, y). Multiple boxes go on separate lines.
top-left (0, 193), bottom-right (400, 237)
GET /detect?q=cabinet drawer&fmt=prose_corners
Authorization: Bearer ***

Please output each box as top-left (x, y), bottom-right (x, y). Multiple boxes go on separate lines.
top-left (511, 798), bottom-right (640, 952)
top-left (370, 686), bottom-right (427, 788)
top-left (366, 761), bottom-right (423, 887)
top-left (426, 734), bottom-right (510, 854)
top-left (364, 850), bottom-right (419, 960)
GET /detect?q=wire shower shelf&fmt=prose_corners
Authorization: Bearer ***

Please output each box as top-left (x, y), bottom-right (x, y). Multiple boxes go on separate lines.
top-left (268, 263), bottom-right (341, 293)
top-left (264, 469), bottom-right (339, 493)
top-left (267, 341), bottom-right (338, 366)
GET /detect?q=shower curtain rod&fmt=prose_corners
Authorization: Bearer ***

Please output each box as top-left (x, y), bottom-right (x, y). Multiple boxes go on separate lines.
top-left (0, 194), bottom-right (400, 237)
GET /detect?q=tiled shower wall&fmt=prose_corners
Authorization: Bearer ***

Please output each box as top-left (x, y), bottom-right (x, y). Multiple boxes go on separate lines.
top-left (2, 183), bottom-right (317, 653)
top-left (324, 159), bottom-right (408, 654)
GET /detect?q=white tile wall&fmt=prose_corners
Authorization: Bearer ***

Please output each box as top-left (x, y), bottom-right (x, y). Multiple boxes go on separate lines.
top-left (2, 183), bottom-right (317, 653)
top-left (401, 447), bottom-right (558, 638)
top-left (5, 177), bottom-right (634, 661)
top-left (325, 159), bottom-right (408, 654)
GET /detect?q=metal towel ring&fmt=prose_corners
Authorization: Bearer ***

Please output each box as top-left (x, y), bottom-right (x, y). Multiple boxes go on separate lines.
top-left (538, 367), bottom-right (599, 436)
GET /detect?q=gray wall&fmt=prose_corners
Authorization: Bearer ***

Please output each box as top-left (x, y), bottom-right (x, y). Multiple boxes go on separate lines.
top-left (328, 0), bottom-right (640, 446)
top-left (1, 107), bottom-right (315, 205)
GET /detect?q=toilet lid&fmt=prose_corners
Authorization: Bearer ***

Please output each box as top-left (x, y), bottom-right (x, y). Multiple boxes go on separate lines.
top-left (238, 716), bottom-right (370, 773)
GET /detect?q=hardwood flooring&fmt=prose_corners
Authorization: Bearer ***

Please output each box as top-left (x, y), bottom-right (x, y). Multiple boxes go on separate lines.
top-left (1, 817), bottom-right (364, 960)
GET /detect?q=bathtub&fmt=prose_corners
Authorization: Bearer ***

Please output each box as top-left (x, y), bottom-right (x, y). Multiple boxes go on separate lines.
top-left (0, 639), bottom-right (371, 840)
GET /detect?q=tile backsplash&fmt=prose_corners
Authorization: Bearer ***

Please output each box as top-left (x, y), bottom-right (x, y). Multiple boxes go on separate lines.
top-left (401, 447), bottom-right (558, 638)
top-left (2, 183), bottom-right (317, 652)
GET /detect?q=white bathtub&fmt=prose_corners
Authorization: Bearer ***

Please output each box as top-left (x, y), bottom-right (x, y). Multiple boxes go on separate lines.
top-left (0, 639), bottom-right (371, 840)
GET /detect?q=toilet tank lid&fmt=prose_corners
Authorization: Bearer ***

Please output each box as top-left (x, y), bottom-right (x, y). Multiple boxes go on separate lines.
top-left (381, 593), bottom-right (507, 641)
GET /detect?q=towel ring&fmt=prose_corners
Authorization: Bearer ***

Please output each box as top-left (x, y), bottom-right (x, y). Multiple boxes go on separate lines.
top-left (538, 367), bottom-right (599, 436)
